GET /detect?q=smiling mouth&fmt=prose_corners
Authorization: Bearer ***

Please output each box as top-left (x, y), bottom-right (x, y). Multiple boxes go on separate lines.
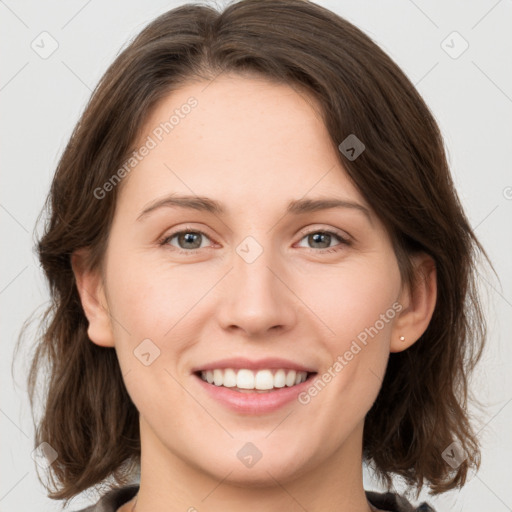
top-left (194, 368), bottom-right (317, 393)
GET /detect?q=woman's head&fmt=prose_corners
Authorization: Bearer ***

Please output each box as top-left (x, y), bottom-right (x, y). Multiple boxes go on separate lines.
top-left (28, 0), bottom-right (486, 504)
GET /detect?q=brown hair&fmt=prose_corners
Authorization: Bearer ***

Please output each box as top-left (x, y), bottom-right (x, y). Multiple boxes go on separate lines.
top-left (18, 0), bottom-right (489, 504)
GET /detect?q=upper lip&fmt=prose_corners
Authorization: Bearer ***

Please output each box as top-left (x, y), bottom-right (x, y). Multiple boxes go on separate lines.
top-left (191, 357), bottom-right (317, 374)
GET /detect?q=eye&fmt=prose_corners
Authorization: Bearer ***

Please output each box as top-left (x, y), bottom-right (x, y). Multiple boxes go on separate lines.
top-left (160, 227), bottom-right (214, 255)
top-left (296, 229), bottom-right (350, 253)
top-left (159, 226), bottom-right (350, 255)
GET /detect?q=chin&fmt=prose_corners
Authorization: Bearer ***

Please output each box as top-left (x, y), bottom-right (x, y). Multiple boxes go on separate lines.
top-left (197, 447), bottom-right (313, 487)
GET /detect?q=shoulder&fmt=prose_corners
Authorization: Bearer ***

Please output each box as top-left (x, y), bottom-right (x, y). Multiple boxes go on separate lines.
top-left (71, 484), bottom-right (139, 512)
top-left (365, 490), bottom-right (436, 512)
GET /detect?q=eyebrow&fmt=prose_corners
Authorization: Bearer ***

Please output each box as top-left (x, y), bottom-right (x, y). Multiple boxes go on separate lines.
top-left (137, 194), bottom-right (372, 223)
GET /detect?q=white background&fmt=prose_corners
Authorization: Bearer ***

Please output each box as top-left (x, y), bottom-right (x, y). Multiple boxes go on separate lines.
top-left (1, 0), bottom-right (511, 511)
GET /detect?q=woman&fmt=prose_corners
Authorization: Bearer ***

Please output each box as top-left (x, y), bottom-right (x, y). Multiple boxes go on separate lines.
top-left (24, 0), bottom-right (488, 510)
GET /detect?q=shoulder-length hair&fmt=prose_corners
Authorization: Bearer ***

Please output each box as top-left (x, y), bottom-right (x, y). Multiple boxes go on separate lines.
top-left (19, 0), bottom-right (488, 504)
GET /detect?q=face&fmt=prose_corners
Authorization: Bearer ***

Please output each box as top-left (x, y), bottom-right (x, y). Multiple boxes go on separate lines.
top-left (92, 74), bottom-right (408, 486)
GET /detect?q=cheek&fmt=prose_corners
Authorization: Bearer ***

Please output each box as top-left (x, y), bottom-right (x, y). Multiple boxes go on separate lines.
top-left (104, 250), bottom-right (199, 411)
top-left (299, 255), bottom-right (400, 402)
top-left (304, 256), bottom-right (401, 345)
top-left (104, 249), bottom-right (221, 381)
top-left (105, 249), bottom-right (204, 336)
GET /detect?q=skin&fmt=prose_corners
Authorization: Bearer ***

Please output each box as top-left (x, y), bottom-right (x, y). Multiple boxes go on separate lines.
top-left (73, 73), bottom-right (437, 512)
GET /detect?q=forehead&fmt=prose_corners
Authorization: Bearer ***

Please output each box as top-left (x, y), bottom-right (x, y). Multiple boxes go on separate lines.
top-left (119, 74), bottom-right (367, 215)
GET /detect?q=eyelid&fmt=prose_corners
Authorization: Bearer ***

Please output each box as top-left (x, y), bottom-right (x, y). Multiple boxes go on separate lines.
top-left (296, 224), bottom-right (351, 242)
top-left (159, 223), bottom-right (352, 253)
top-left (158, 225), bottom-right (215, 249)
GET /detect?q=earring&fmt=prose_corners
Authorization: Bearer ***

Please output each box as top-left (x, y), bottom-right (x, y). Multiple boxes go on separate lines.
top-left (399, 336), bottom-right (405, 342)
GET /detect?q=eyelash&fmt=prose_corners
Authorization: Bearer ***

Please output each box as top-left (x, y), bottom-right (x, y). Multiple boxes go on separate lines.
top-left (158, 225), bottom-right (350, 256)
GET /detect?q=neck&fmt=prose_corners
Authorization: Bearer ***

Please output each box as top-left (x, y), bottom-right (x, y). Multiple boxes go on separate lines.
top-left (128, 416), bottom-right (374, 512)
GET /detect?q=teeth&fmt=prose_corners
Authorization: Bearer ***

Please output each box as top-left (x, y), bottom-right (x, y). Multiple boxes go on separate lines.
top-left (274, 369), bottom-right (286, 388)
top-left (213, 369), bottom-right (223, 386)
top-left (237, 368), bottom-right (255, 389)
top-left (223, 368), bottom-right (237, 387)
top-left (255, 369), bottom-right (274, 390)
top-left (286, 370), bottom-right (297, 387)
top-left (200, 368), bottom-right (309, 390)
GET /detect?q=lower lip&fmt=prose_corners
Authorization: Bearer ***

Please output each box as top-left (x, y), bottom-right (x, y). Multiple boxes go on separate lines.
top-left (193, 373), bottom-right (317, 414)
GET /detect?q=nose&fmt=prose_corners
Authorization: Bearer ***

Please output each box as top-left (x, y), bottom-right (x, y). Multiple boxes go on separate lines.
top-left (216, 240), bottom-right (298, 338)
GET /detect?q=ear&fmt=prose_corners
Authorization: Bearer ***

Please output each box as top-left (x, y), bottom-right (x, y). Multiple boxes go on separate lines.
top-left (71, 248), bottom-right (115, 348)
top-left (390, 253), bottom-right (437, 353)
